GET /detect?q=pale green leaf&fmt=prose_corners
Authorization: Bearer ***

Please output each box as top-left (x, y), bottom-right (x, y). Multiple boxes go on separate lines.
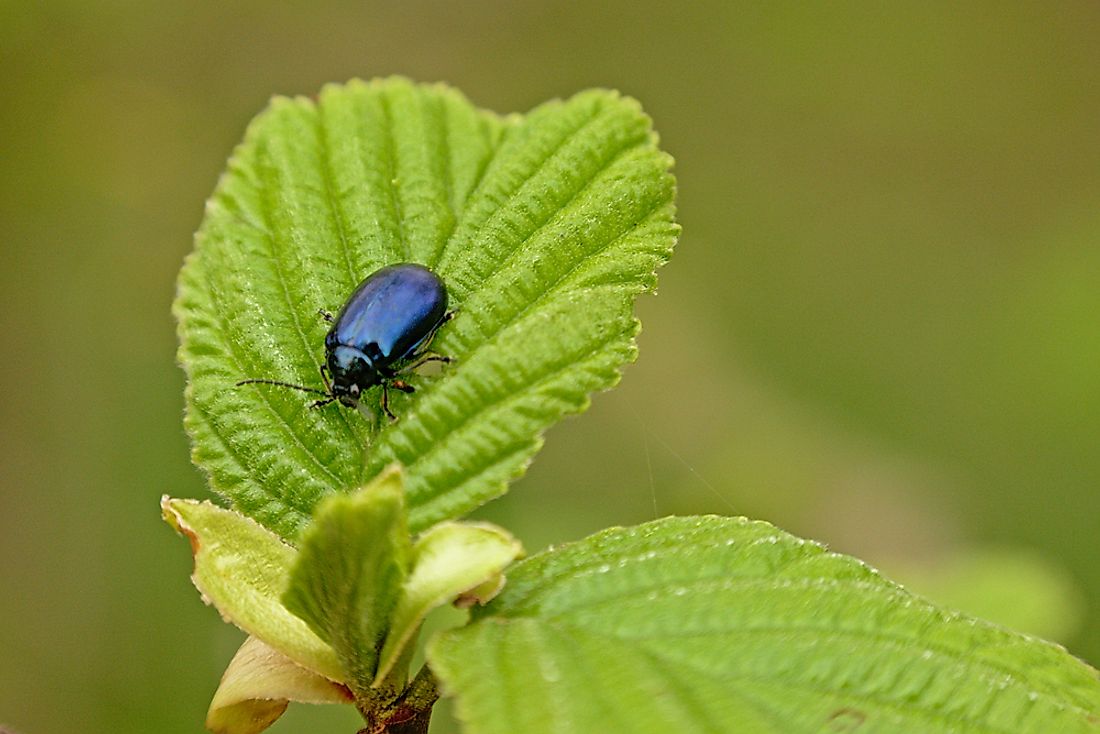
top-left (206, 636), bottom-right (352, 734)
top-left (175, 77), bottom-right (677, 540)
top-left (282, 466), bottom-right (409, 697)
top-left (161, 497), bottom-right (342, 681)
top-left (374, 521), bottom-right (523, 686)
top-left (430, 516), bottom-right (1100, 734)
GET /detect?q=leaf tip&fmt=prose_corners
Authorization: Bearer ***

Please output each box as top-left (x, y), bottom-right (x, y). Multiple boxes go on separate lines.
top-left (376, 462), bottom-right (406, 486)
top-left (345, 463), bottom-right (407, 510)
top-left (453, 572), bottom-right (507, 609)
top-left (161, 496), bottom-right (201, 554)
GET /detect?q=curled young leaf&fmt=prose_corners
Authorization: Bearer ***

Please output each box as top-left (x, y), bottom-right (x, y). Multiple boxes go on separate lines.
top-left (206, 636), bottom-right (352, 734)
top-left (281, 466), bottom-right (411, 698)
top-left (161, 496), bottom-right (342, 681)
top-left (374, 520), bottom-right (523, 686)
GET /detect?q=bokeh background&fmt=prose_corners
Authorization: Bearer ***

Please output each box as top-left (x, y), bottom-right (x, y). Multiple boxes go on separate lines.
top-left (2, 2), bottom-right (1098, 732)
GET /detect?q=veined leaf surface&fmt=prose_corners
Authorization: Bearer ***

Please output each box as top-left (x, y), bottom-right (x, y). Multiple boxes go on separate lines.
top-left (430, 516), bottom-right (1100, 734)
top-left (175, 78), bottom-right (677, 539)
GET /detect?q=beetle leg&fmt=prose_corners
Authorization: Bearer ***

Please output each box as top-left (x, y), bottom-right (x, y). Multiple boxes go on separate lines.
top-left (317, 308), bottom-right (335, 324)
top-left (318, 363), bottom-right (333, 393)
top-left (380, 384), bottom-right (398, 421)
top-left (309, 397), bottom-right (335, 409)
top-left (403, 352), bottom-right (453, 372)
top-left (405, 311), bottom-right (455, 368)
top-left (379, 380), bottom-right (415, 421)
top-left (390, 379), bottom-right (416, 394)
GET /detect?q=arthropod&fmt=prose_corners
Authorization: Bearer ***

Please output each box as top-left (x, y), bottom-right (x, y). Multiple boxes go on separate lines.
top-left (238, 262), bottom-right (452, 420)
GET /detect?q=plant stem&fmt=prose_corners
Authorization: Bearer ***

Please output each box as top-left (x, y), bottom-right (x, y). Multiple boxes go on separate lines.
top-left (355, 703), bottom-right (432, 734)
top-left (357, 665), bottom-right (439, 734)
top-left (398, 664), bottom-right (440, 712)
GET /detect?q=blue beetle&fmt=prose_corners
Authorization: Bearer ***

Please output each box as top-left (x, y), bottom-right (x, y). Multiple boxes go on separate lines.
top-left (238, 262), bottom-right (452, 420)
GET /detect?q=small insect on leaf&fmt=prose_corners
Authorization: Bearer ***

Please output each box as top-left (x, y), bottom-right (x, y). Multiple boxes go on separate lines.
top-left (238, 262), bottom-right (453, 421)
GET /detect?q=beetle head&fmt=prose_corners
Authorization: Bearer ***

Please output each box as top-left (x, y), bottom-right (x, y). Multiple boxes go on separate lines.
top-left (327, 345), bottom-right (381, 407)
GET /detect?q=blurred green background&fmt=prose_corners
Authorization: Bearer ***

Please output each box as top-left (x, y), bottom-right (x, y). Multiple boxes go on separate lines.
top-left (2, 2), bottom-right (1098, 732)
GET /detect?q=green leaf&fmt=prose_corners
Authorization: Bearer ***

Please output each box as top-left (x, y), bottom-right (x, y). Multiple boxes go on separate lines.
top-left (429, 516), bottom-right (1100, 734)
top-left (282, 466), bottom-right (410, 698)
top-left (374, 520), bottom-right (523, 686)
top-left (206, 636), bottom-right (352, 734)
top-left (175, 77), bottom-right (677, 540)
top-left (161, 497), bottom-right (342, 681)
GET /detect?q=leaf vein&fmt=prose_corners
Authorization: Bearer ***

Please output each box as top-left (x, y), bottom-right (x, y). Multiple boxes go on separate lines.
top-left (252, 140), bottom-right (362, 451)
top-left (549, 614), bottom-right (1071, 711)
top-left (189, 390), bottom-right (315, 522)
top-left (315, 102), bottom-right (363, 287)
top-left (373, 174), bottom-right (667, 492)
top-left (454, 194), bottom-right (668, 357)
top-left (427, 92), bottom-right (454, 269)
top-left (556, 620), bottom-right (1034, 734)
top-left (379, 89), bottom-right (409, 262)
top-left (460, 123), bottom-right (648, 304)
top-left (438, 102), bottom-right (606, 275)
top-left (191, 257), bottom-right (349, 491)
top-left (633, 643), bottom-right (783, 734)
top-left (495, 532), bottom-right (825, 610)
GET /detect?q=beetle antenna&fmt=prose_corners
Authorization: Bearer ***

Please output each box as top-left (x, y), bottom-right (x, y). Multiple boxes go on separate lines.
top-left (236, 378), bottom-right (329, 397)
